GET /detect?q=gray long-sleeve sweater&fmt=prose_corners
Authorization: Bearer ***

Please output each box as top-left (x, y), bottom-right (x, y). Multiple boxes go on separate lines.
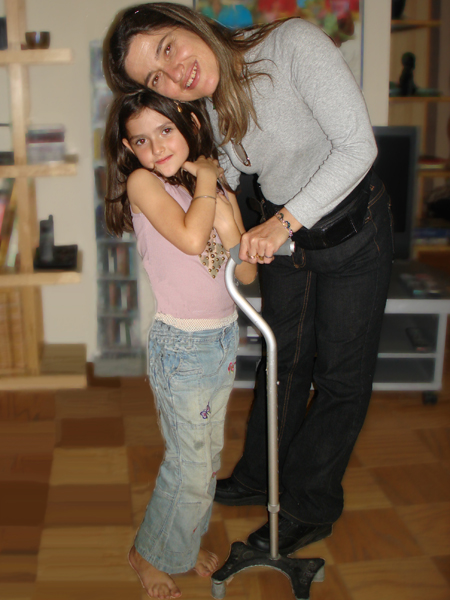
top-left (206, 19), bottom-right (377, 229)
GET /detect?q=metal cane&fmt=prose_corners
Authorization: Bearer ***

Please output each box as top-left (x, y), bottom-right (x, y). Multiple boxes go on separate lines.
top-left (211, 240), bottom-right (325, 600)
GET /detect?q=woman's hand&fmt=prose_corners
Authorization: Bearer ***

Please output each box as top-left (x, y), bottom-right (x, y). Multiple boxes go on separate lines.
top-left (182, 155), bottom-right (223, 180)
top-left (239, 208), bottom-right (302, 264)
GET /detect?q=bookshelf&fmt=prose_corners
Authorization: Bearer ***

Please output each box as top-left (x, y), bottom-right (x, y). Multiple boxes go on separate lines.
top-left (90, 41), bottom-right (144, 377)
top-left (389, 0), bottom-right (450, 261)
top-left (0, 0), bottom-right (86, 389)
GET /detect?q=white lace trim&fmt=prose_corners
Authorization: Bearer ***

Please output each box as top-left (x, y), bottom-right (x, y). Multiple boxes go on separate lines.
top-left (155, 311), bottom-right (238, 332)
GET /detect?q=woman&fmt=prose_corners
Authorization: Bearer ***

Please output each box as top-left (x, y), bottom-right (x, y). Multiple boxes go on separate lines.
top-left (105, 2), bottom-right (393, 555)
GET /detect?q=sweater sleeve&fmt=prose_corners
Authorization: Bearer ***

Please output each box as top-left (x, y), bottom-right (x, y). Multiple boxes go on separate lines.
top-left (277, 21), bottom-right (377, 228)
top-left (218, 148), bottom-right (241, 191)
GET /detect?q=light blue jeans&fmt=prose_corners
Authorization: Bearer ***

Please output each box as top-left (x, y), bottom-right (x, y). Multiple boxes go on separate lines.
top-left (134, 319), bottom-right (239, 574)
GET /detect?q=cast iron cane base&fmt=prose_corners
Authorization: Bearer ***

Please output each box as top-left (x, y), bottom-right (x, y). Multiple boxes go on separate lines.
top-left (211, 541), bottom-right (325, 600)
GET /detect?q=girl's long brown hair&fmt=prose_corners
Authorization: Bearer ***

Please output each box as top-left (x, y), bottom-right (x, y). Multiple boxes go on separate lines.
top-left (104, 2), bottom-right (286, 144)
top-left (104, 89), bottom-right (221, 237)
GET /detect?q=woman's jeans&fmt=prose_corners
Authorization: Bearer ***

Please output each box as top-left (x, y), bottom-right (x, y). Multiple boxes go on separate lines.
top-left (233, 171), bottom-right (394, 526)
top-left (135, 319), bottom-right (239, 573)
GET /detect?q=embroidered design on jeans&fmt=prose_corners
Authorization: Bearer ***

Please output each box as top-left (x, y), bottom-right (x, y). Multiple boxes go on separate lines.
top-left (228, 361), bottom-right (235, 374)
top-left (200, 402), bottom-right (211, 420)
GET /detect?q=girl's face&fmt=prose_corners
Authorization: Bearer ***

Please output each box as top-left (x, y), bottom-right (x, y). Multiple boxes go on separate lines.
top-left (124, 27), bottom-right (220, 101)
top-left (123, 107), bottom-right (190, 178)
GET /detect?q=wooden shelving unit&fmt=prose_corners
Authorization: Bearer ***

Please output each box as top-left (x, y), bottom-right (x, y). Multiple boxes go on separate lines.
top-left (389, 0), bottom-right (450, 262)
top-left (389, 96), bottom-right (450, 103)
top-left (0, 0), bottom-right (86, 389)
top-left (391, 18), bottom-right (441, 31)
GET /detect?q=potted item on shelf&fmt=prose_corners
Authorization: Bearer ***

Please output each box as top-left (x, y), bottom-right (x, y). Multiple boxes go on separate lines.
top-left (25, 31), bottom-right (50, 49)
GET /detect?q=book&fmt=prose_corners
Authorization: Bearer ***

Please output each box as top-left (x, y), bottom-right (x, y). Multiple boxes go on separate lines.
top-left (0, 181), bottom-right (17, 269)
top-left (5, 213), bottom-right (19, 269)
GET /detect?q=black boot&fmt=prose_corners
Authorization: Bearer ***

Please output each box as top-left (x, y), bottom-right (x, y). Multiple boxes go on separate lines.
top-left (214, 477), bottom-right (267, 506)
top-left (247, 514), bottom-right (332, 555)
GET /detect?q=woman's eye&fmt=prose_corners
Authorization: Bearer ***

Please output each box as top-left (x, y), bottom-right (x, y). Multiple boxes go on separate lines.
top-left (162, 128), bottom-right (172, 135)
top-left (165, 44), bottom-right (171, 55)
top-left (151, 73), bottom-right (160, 87)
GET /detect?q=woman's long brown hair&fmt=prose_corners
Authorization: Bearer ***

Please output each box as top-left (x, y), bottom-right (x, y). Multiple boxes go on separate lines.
top-left (104, 2), bottom-right (286, 145)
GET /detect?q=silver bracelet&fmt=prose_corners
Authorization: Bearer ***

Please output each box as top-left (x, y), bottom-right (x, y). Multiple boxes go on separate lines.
top-left (192, 195), bottom-right (216, 201)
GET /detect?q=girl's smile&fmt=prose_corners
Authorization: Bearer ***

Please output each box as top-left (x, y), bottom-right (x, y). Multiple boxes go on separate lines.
top-left (122, 107), bottom-right (190, 177)
top-left (124, 28), bottom-right (219, 101)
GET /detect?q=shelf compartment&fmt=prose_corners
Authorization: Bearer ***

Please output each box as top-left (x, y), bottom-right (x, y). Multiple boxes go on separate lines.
top-left (377, 314), bottom-right (438, 355)
top-left (0, 344), bottom-right (86, 390)
top-left (418, 169), bottom-right (450, 178)
top-left (0, 48), bottom-right (73, 65)
top-left (0, 270), bottom-right (81, 287)
top-left (235, 355), bottom-right (259, 388)
top-left (373, 357), bottom-right (435, 386)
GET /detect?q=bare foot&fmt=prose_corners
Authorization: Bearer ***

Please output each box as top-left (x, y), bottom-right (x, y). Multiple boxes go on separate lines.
top-left (193, 547), bottom-right (219, 577)
top-left (128, 546), bottom-right (181, 599)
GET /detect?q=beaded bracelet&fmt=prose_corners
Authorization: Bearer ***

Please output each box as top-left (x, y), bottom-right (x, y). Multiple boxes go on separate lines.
top-left (275, 211), bottom-right (293, 238)
top-left (192, 195), bottom-right (216, 201)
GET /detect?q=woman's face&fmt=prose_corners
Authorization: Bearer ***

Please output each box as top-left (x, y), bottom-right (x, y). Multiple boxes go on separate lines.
top-left (125, 27), bottom-right (220, 101)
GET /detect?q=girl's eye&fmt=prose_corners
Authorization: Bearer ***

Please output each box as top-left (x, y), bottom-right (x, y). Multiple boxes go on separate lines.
top-left (135, 138), bottom-right (146, 146)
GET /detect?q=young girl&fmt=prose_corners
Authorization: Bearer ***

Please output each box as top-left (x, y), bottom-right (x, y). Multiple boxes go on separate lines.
top-left (104, 89), bottom-right (256, 599)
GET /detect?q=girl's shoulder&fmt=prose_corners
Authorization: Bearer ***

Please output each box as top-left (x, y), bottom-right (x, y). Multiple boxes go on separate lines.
top-left (127, 168), bottom-right (164, 188)
top-left (127, 168), bottom-right (165, 197)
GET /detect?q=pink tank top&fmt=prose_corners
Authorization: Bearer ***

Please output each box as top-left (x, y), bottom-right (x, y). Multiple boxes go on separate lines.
top-left (131, 178), bottom-right (235, 322)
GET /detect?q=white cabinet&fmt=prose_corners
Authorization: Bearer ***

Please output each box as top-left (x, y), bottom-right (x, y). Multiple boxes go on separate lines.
top-left (235, 261), bottom-right (450, 403)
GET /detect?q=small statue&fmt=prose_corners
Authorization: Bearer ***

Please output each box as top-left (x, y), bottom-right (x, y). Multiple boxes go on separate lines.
top-left (399, 52), bottom-right (417, 97)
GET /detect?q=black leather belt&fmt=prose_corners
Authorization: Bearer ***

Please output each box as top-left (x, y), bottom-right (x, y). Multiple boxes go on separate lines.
top-left (254, 169), bottom-right (373, 251)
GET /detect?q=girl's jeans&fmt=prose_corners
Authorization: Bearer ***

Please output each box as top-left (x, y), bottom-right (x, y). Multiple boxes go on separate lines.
top-left (233, 170), bottom-right (394, 525)
top-left (135, 319), bottom-right (239, 574)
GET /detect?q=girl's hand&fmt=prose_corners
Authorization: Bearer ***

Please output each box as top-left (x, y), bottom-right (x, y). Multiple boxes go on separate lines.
top-left (182, 155), bottom-right (224, 180)
top-left (213, 192), bottom-right (235, 232)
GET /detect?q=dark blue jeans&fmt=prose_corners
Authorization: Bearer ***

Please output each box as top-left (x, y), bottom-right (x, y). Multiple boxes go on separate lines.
top-left (233, 171), bottom-right (394, 526)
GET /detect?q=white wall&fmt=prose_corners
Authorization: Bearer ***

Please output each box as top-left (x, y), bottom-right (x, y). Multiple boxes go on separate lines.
top-left (0, 0), bottom-right (391, 361)
top-left (362, 0), bottom-right (391, 126)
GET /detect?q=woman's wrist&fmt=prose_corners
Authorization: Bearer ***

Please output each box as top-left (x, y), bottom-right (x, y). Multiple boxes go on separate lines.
top-left (275, 211), bottom-right (293, 238)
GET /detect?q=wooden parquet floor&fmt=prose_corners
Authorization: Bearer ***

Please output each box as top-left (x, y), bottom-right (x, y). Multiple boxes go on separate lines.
top-left (1, 362), bottom-right (450, 600)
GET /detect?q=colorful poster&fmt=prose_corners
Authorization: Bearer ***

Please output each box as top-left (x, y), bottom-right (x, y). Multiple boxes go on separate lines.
top-left (194, 0), bottom-right (364, 86)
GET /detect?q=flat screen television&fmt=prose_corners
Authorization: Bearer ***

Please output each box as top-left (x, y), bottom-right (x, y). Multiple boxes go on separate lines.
top-left (372, 126), bottom-right (419, 260)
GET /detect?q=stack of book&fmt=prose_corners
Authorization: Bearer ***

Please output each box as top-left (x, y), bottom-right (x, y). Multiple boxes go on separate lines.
top-left (26, 124), bottom-right (65, 164)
